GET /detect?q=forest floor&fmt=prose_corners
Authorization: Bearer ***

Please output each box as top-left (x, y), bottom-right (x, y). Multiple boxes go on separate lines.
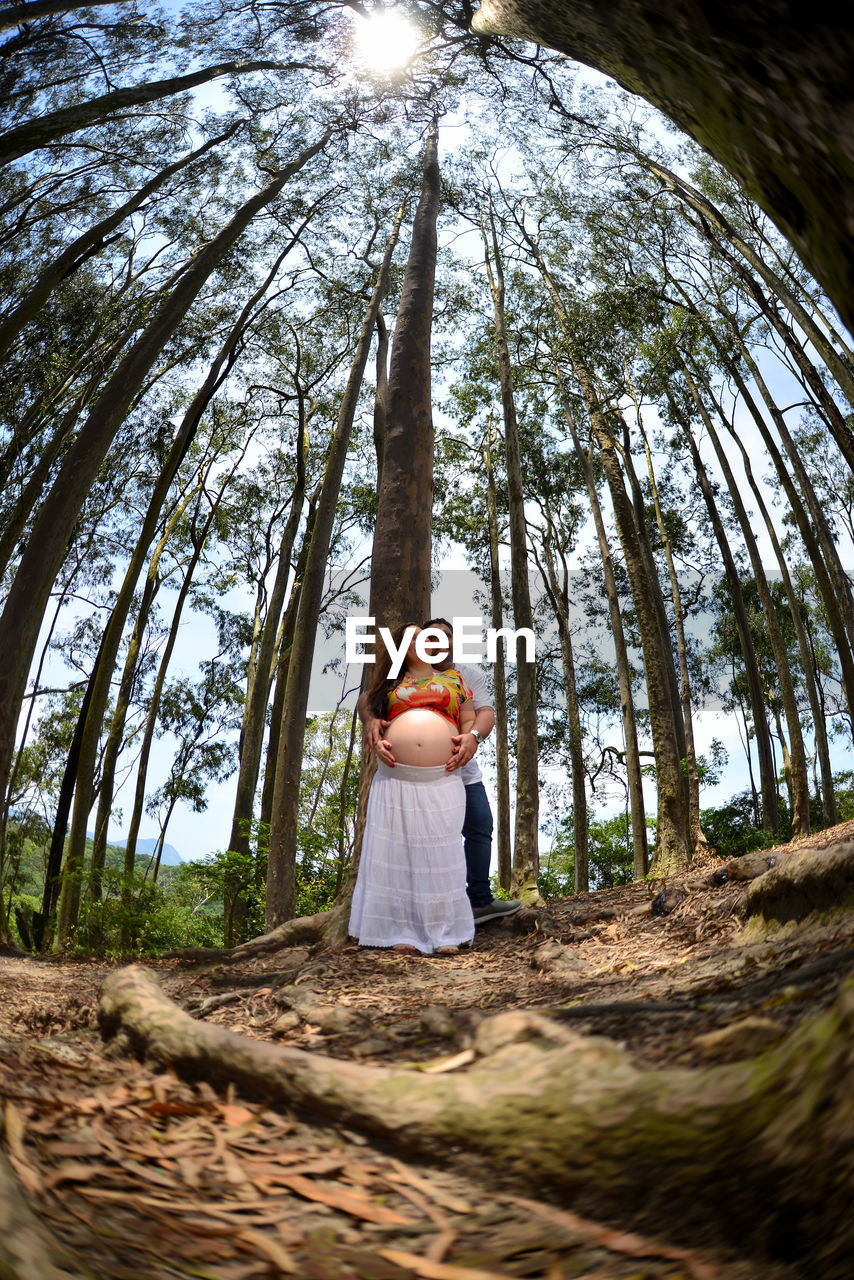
top-left (3, 823), bottom-right (854, 1280)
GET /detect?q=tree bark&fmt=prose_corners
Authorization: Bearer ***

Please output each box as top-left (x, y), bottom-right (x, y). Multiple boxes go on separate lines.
top-left (535, 522), bottom-right (588, 893)
top-left (0, 59), bottom-right (295, 166)
top-left (99, 961), bottom-right (854, 1273)
top-left (682, 363), bottom-right (811, 837)
top-left (0, 132), bottom-right (331, 826)
top-left (0, 0), bottom-right (116, 30)
top-left (472, 0), bottom-right (854, 337)
top-left (265, 198), bottom-right (406, 927)
top-left (631, 407), bottom-right (700, 853)
top-left (368, 124), bottom-right (439, 633)
top-left (674, 403), bottom-right (779, 834)
top-left (533, 248), bottom-right (687, 874)
top-left (558, 384), bottom-right (648, 879)
top-left (712, 391), bottom-right (837, 828)
top-left (484, 429), bottom-right (512, 891)
top-left (482, 199), bottom-right (540, 902)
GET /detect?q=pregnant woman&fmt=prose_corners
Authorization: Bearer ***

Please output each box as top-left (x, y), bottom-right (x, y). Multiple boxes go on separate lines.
top-left (349, 622), bottom-right (476, 955)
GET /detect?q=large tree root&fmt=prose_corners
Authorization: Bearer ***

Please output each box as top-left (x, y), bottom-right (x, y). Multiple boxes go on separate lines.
top-left (99, 964), bottom-right (854, 1275)
top-left (165, 909), bottom-right (331, 964)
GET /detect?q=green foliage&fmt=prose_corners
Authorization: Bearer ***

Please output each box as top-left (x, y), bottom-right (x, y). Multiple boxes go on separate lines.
top-left (75, 864), bottom-right (223, 955)
top-left (541, 812), bottom-right (653, 895)
top-left (700, 790), bottom-right (771, 861)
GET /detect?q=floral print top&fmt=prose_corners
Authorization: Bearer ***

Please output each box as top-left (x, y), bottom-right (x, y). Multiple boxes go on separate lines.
top-left (386, 668), bottom-right (472, 729)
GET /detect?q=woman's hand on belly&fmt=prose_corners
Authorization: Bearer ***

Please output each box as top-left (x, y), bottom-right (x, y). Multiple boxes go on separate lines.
top-left (383, 709), bottom-right (456, 766)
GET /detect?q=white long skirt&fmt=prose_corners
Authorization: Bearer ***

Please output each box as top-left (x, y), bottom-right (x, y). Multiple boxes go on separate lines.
top-left (349, 761), bottom-right (474, 954)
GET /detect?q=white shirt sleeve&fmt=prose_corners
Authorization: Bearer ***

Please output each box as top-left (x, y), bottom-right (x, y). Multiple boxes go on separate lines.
top-left (457, 663), bottom-right (492, 712)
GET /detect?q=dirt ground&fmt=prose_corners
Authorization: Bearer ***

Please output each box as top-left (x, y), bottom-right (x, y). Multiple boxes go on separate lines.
top-left (3, 834), bottom-right (854, 1280)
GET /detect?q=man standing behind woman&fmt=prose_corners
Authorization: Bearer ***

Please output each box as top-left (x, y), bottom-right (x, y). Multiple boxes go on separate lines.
top-left (359, 616), bottom-right (521, 930)
top-left (349, 622), bottom-right (477, 954)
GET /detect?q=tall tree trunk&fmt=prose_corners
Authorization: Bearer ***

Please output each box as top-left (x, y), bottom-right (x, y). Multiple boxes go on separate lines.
top-left (682, 363), bottom-right (811, 837)
top-left (484, 428), bottom-right (512, 891)
top-left (0, 132), bottom-right (332, 824)
top-left (711, 391), bottom-right (837, 828)
top-left (0, 126), bottom-right (237, 362)
top-left (630, 405), bottom-right (700, 852)
top-left (667, 282), bottom-right (854, 726)
top-left (367, 129), bottom-right (439, 632)
top-left (673, 402), bottom-right (779, 834)
top-left (640, 153), bottom-right (854, 413)
top-left (481, 199), bottom-right (540, 901)
top-left (535, 521), bottom-right (588, 893)
top-left (226, 413), bottom-right (308, 863)
top-left (258, 507), bottom-right (316, 839)
top-left (723, 319), bottom-right (854, 666)
top-left (0, 331), bottom-right (129, 579)
top-left (56, 240), bottom-right (295, 943)
top-left (558, 385), bottom-right (648, 879)
top-left (265, 196), bottom-right (407, 928)
top-left (0, 59), bottom-right (294, 165)
top-left (614, 416), bottom-right (689, 803)
top-left (531, 245), bottom-right (687, 874)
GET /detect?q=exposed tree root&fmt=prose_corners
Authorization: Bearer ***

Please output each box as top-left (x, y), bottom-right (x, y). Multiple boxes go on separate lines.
top-left (743, 842), bottom-right (854, 924)
top-left (99, 964), bottom-right (854, 1275)
top-left (165, 909), bottom-right (330, 964)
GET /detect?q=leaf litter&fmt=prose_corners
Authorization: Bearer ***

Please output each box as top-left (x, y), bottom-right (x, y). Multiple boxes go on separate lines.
top-left (4, 849), bottom-right (853, 1279)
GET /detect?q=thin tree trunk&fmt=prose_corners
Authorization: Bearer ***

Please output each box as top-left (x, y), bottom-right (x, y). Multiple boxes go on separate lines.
top-left (711, 391), bottom-right (837, 827)
top-left (226, 413), bottom-right (308, 863)
top-left (668, 283), bottom-right (854, 727)
top-left (0, 126), bottom-right (237, 362)
top-left (0, 0), bottom-right (117, 30)
top-left (0, 331), bottom-right (129, 579)
top-left (481, 198), bottom-right (540, 901)
top-left (0, 59), bottom-right (297, 165)
top-left (266, 196), bottom-right (407, 928)
top-left (682, 363), bottom-right (811, 837)
top-left (558, 385), bottom-right (649, 879)
top-left (630, 404), bottom-right (700, 852)
top-left (0, 132), bottom-right (332, 823)
top-left (484, 428), bottom-right (512, 891)
top-left (673, 402), bottom-right (779, 833)
top-left (642, 153), bottom-right (854, 412)
top-left (537, 524), bottom-right (588, 893)
top-left (89, 477), bottom-right (207, 894)
top-left (258, 509), bottom-right (316, 838)
top-left (532, 245), bottom-right (687, 874)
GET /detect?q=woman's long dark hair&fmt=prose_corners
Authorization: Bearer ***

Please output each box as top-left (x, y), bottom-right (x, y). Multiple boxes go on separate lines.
top-left (366, 621), bottom-right (420, 718)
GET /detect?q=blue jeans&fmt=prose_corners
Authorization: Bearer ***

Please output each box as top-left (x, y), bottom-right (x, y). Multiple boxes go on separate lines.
top-left (463, 781), bottom-right (493, 907)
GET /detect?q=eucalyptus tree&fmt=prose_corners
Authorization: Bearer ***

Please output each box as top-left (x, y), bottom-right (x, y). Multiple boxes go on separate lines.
top-left (525, 449), bottom-right (589, 892)
top-left (0, 119), bottom-right (338, 833)
top-left (522, 233), bottom-right (691, 873)
top-left (267, 125), bottom-right (426, 928)
top-left (478, 195), bottom-right (540, 899)
top-left (471, 0), bottom-right (854, 337)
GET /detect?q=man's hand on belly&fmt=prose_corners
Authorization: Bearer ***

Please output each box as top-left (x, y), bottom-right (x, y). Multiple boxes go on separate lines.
top-left (445, 732), bottom-right (477, 771)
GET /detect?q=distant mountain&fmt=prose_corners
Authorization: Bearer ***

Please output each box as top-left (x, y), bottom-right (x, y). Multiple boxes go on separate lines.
top-left (111, 836), bottom-right (184, 866)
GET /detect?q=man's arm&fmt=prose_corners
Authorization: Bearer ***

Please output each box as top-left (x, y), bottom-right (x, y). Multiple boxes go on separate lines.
top-left (446, 664), bottom-right (495, 771)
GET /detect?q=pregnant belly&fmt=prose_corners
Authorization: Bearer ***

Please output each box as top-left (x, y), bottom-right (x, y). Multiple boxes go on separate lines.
top-left (385, 709), bottom-right (456, 766)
